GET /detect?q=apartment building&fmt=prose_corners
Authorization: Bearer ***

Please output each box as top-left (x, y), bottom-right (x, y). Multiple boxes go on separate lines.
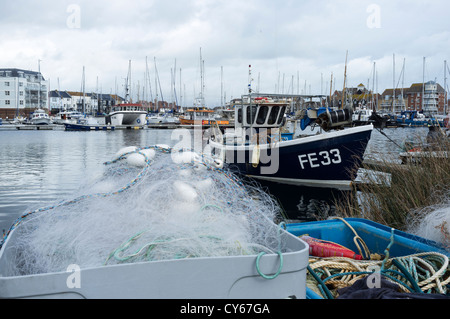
top-left (0, 68), bottom-right (49, 119)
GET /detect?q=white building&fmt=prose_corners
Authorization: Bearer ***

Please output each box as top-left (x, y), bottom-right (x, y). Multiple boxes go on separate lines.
top-left (0, 68), bottom-right (49, 118)
top-left (49, 90), bottom-right (73, 111)
top-left (67, 91), bottom-right (99, 114)
top-left (423, 81), bottom-right (439, 114)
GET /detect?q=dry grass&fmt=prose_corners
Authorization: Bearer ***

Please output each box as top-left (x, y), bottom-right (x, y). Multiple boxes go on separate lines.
top-left (335, 130), bottom-right (450, 232)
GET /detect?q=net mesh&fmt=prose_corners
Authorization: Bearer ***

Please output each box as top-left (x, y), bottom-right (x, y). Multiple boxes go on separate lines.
top-left (6, 146), bottom-right (285, 276)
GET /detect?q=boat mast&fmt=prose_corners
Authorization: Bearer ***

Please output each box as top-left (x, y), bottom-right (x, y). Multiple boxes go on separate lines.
top-left (38, 59), bottom-right (41, 110)
top-left (154, 57), bottom-right (158, 111)
top-left (401, 58), bottom-right (405, 111)
top-left (125, 60), bottom-right (131, 103)
top-left (82, 66), bottom-right (85, 114)
top-left (329, 72), bottom-right (333, 108)
top-left (154, 57), bottom-right (164, 110)
top-left (200, 48), bottom-right (205, 108)
top-left (372, 62), bottom-right (376, 111)
top-left (444, 60), bottom-right (448, 115)
top-left (145, 56), bottom-right (153, 107)
top-left (422, 57), bottom-right (425, 111)
top-left (341, 50), bottom-right (348, 109)
top-left (221, 66), bottom-right (224, 108)
top-left (392, 53), bottom-right (396, 113)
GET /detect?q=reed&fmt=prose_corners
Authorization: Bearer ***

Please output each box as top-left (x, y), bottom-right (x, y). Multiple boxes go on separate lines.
top-left (335, 129), bottom-right (450, 232)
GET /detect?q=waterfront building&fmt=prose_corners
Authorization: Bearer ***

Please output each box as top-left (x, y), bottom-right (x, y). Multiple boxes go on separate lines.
top-left (331, 84), bottom-right (380, 110)
top-left (0, 68), bottom-right (49, 119)
top-left (49, 90), bottom-right (125, 115)
top-left (381, 82), bottom-right (446, 114)
top-left (49, 90), bottom-right (73, 112)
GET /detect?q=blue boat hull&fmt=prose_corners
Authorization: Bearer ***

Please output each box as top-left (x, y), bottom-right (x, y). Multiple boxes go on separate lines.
top-left (212, 125), bottom-right (373, 188)
top-left (64, 123), bottom-right (115, 131)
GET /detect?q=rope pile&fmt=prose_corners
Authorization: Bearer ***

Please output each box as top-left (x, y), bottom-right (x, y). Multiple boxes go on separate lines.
top-left (307, 252), bottom-right (450, 298)
top-left (306, 218), bottom-right (450, 299)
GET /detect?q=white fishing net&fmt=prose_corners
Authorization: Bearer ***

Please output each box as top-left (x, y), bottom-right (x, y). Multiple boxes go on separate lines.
top-left (406, 191), bottom-right (450, 250)
top-left (5, 146), bottom-right (285, 276)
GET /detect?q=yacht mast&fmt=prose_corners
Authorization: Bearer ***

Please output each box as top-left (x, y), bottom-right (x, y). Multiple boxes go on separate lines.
top-left (341, 50), bottom-right (348, 109)
top-left (392, 54), bottom-right (396, 113)
top-left (444, 60), bottom-right (448, 115)
top-left (422, 57), bottom-right (425, 111)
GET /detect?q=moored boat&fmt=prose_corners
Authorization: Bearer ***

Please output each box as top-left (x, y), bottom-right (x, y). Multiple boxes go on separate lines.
top-left (64, 117), bottom-right (115, 131)
top-left (52, 110), bottom-right (84, 125)
top-left (107, 103), bottom-right (147, 126)
top-left (28, 109), bottom-right (51, 125)
top-left (208, 95), bottom-right (373, 189)
top-left (179, 107), bottom-right (230, 126)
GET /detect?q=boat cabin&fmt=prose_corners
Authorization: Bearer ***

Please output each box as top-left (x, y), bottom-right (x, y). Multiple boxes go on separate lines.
top-left (111, 103), bottom-right (147, 113)
top-left (235, 98), bottom-right (287, 129)
top-left (184, 107), bottom-right (215, 120)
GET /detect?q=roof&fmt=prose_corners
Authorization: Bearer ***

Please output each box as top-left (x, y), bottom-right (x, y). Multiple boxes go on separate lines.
top-left (0, 68), bottom-right (46, 81)
top-left (49, 90), bottom-right (72, 98)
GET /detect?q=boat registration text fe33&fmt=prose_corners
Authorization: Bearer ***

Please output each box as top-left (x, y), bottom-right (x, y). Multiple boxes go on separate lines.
top-left (298, 149), bottom-right (342, 170)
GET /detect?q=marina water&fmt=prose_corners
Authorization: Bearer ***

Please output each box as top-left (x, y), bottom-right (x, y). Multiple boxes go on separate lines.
top-left (0, 126), bottom-right (431, 233)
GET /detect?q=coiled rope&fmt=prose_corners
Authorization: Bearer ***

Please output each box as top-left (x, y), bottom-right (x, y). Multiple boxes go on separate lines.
top-left (306, 220), bottom-right (450, 298)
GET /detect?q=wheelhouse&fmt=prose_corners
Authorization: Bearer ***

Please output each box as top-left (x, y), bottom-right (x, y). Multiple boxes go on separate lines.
top-left (235, 100), bottom-right (287, 129)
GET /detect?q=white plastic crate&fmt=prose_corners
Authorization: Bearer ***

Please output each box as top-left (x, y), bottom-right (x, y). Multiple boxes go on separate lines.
top-left (0, 227), bottom-right (308, 299)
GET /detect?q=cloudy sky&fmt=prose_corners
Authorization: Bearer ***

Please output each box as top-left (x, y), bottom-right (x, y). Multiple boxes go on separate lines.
top-left (1, 0), bottom-right (449, 107)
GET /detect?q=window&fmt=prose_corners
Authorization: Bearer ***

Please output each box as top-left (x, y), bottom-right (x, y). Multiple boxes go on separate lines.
top-left (5, 82), bottom-right (10, 87)
top-left (256, 106), bottom-right (269, 124)
top-left (246, 105), bottom-right (258, 125)
top-left (268, 106), bottom-right (279, 125)
top-left (5, 100), bottom-right (10, 105)
top-left (20, 100), bottom-right (24, 105)
top-left (277, 106), bottom-right (286, 124)
top-left (237, 108), bottom-right (242, 123)
top-left (19, 91), bottom-right (24, 96)
top-left (5, 91), bottom-right (10, 96)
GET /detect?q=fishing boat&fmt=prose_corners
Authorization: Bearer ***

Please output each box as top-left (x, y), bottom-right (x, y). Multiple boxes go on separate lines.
top-left (28, 109), bottom-right (51, 125)
top-left (208, 95), bottom-right (373, 189)
top-left (286, 218), bottom-right (449, 299)
top-left (107, 103), bottom-right (147, 127)
top-left (395, 110), bottom-right (444, 127)
top-left (179, 107), bottom-right (229, 126)
top-left (52, 110), bottom-right (84, 125)
top-left (64, 117), bottom-right (115, 131)
top-left (107, 60), bottom-right (148, 127)
top-left (351, 107), bottom-right (373, 126)
top-left (148, 110), bottom-right (179, 124)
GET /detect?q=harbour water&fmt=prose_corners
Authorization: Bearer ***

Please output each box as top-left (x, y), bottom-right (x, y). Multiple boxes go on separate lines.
top-left (0, 126), bottom-right (429, 233)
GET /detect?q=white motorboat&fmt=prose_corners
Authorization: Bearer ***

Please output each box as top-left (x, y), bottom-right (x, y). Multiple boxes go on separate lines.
top-left (28, 109), bottom-right (51, 125)
top-left (108, 103), bottom-right (147, 126)
top-left (52, 110), bottom-right (84, 125)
